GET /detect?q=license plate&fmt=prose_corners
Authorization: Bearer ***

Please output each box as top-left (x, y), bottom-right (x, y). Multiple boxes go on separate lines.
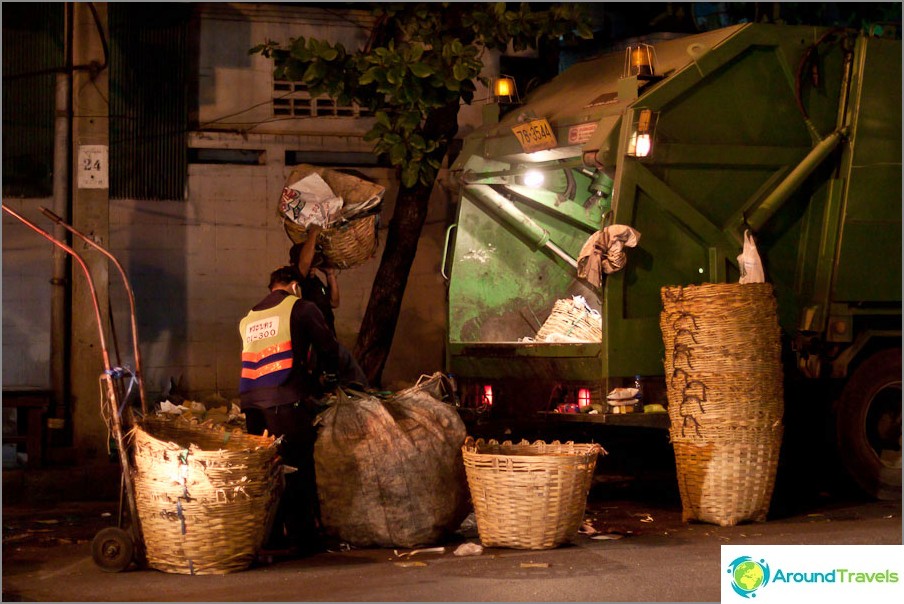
top-left (511, 118), bottom-right (558, 153)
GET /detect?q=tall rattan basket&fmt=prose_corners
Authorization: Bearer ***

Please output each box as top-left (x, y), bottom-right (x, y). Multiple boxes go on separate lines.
top-left (462, 438), bottom-right (605, 550)
top-left (130, 416), bottom-right (282, 575)
top-left (281, 164), bottom-right (384, 269)
top-left (660, 282), bottom-right (784, 526)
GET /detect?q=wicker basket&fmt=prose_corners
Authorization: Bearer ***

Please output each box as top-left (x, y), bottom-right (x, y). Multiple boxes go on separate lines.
top-left (671, 424), bottom-right (783, 526)
top-left (462, 438), bottom-right (604, 550)
top-left (660, 283), bottom-right (784, 526)
top-left (130, 416), bottom-right (282, 575)
top-left (280, 164), bottom-right (384, 269)
top-left (535, 297), bottom-right (602, 342)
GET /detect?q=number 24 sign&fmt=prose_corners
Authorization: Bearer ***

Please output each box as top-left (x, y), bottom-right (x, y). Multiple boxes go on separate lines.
top-left (511, 118), bottom-right (557, 153)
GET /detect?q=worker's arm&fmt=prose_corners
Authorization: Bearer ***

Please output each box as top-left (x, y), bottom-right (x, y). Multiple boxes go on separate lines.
top-left (293, 224), bottom-right (322, 276)
top-left (322, 268), bottom-right (340, 308)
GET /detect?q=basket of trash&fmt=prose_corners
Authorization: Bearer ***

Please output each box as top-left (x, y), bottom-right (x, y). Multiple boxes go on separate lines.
top-left (280, 164), bottom-right (385, 269)
top-left (129, 416), bottom-right (282, 575)
top-left (461, 437), bottom-right (605, 549)
top-left (535, 296), bottom-right (602, 343)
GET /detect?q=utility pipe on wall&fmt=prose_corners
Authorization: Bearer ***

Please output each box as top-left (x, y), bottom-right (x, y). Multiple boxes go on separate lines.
top-left (50, 69), bottom-right (71, 421)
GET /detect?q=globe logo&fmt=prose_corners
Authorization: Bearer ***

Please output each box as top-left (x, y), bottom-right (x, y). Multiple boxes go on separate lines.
top-left (727, 556), bottom-right (771, 598)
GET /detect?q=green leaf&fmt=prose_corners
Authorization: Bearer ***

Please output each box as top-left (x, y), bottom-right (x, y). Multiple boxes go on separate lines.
top-left (399, 111), bottom-right (421, 132)
top-left (390, 142), bottom-right (407, 165)
top-left (409, 62), bottom-right (433, 78)
top-left (375, 110), bottom-right (392, 129)
top-left (401, 163), bottom-right (419, 188)
top-left (410, 134), bottom-right (426, 150)
top-left (452, 62), bottom-right (470, 81)
top-left (302, 61), bottom-right (326, 84)
top-left (576, 22), bottom-right (594, 40)
top-left (284, 60), bottom-right (305, 82)
top-left (290, 36), bottom-right (306, 56)
top-left (359, 67), bottom-right (381, 85)
top-left (319, 46), bottom-right (339, 61)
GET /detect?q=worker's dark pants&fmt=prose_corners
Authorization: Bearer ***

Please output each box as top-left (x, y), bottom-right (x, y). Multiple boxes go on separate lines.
top-left (245, 402), bottom-right (320, 550)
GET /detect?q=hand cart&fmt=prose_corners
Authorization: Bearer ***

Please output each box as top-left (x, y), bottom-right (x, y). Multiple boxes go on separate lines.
top-left (2, 204), bottom-right (148, 572)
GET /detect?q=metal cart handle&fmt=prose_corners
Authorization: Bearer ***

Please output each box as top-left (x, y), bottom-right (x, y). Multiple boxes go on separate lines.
top-left (441, 223), bottom-right (457, 280)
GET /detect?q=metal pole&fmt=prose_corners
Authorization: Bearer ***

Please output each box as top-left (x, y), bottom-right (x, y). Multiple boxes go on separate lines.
top-left (40, 207), bottom-right (148, 415)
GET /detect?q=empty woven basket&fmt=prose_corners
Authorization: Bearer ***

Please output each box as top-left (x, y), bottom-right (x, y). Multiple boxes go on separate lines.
top-left (462, 438), bottom-right (605, 549)
top-left (130, 416), bottom-right (282, 575)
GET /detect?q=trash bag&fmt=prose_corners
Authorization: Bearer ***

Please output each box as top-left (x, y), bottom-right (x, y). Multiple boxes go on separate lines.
top-left (737, 229), bottom-right (765, 284)
top-left (313, 373), bottom-right (471, 548)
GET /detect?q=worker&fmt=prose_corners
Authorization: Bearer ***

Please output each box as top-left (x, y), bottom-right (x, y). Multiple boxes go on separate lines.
top-left (289, 226), bottom-right (369, 389)
top-left (289, 224), bottom-right (339, 334)
top-left (238, 265), bottom-right (339, 555)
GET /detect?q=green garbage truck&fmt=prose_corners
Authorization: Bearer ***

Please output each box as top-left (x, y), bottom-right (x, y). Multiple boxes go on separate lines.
top-left (443, 23), bottom-right (901, 499)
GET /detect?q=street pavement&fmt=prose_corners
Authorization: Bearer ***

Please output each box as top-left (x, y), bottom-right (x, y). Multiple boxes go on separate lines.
top-left (3, 481), bottom-right (901, 602)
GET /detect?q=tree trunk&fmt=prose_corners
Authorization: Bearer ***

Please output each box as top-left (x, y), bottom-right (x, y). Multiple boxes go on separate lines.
top-left (354, 101), bottom-right (460, 387)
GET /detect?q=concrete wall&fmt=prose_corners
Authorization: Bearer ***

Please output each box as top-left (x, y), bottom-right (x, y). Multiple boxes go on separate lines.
top-left (2, 167), bottom-right (451, 402)
top-left (2, 2), bottom-right (490, 408)
top-left (1, 199), bottom-right (54, 389)
top-left (106, 163), bottom-right (451, 402)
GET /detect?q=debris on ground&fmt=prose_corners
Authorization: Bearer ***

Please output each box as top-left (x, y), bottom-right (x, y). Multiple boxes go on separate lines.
top-left (452, 542), bottom-right (484, 556)
top-left (393, 546), bottom-right (446, 558)
top-left (394, 561), bottom-right (428, 568)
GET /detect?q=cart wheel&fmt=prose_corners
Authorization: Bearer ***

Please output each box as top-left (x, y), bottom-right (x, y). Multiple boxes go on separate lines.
top-left (91, 527), bottom-right (134, 572)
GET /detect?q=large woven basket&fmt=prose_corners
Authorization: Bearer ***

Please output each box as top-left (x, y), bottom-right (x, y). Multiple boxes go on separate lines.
top-left (281, 164), bottom-right (384, 269)
top-left (130, 416), bottom-right (282, 575)
top-left (462, 438), bottom-right (604, 550)
top-left (535, 297), bottom-right (602, 342)
top-left (660, 283), bottom-right (784, 526)
top-left (671, 424), bottom-right (783, 526)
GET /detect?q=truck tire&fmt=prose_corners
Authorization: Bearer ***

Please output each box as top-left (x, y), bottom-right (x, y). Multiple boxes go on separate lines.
top-left (836, 348), bottom-right (902, 500)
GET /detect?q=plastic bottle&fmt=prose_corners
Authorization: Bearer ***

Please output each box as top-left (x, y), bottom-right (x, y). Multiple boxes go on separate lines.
top-left (634, 375), bottom-right (644, 412)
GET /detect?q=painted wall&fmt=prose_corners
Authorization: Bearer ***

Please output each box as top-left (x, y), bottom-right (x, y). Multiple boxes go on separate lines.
top-left (2, 3), bottom-right (496, 407)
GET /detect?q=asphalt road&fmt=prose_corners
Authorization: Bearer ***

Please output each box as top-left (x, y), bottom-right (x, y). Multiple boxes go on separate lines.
top-left (3, 480), bottom-right (901, 602)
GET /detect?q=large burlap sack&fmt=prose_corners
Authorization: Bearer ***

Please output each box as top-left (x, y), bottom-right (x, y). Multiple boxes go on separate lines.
top-left (313, 373), bottom-right (471, 548)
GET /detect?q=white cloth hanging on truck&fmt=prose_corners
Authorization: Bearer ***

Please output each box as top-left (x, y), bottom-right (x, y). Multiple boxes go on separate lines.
top-left (577, 225), bottom-right (641, 288)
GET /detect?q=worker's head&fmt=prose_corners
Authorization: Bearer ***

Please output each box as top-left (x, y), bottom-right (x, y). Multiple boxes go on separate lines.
top-left (268, 266), bottom-right (301, 297)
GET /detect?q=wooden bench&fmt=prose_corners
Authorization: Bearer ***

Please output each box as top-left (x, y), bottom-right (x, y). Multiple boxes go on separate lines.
top-left (2, 389), bottom-right (51, 469)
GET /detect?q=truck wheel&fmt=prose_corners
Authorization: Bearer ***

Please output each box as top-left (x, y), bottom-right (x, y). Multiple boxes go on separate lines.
top-left (91, 527), bottom-right (134, 572)
top-left (836, 348), bottom-right (902, 500)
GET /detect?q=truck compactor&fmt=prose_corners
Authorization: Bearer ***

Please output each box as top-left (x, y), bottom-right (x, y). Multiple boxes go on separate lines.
top-left (444, 23), bottom-right (901, 499)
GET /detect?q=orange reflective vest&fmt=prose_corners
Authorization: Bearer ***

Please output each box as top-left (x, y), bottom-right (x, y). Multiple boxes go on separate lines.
top-left (239, 296), bottom-right (296, 394)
